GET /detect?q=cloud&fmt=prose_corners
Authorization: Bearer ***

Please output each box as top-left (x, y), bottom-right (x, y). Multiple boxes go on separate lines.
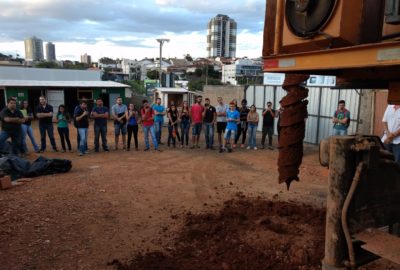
top-left (0, 0), bottom-right (265, 60)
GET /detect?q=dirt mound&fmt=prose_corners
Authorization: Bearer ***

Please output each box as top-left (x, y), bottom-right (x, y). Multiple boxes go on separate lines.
top-left (111, 195), bottom-right (326, 270)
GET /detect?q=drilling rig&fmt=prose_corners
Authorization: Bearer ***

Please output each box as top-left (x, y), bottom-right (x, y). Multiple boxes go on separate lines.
top-left (263, 0), bottom-right (400, 269)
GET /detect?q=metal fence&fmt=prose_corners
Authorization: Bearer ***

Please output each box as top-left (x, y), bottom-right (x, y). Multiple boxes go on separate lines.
top-left (245, 85), bottom-right (361, 144)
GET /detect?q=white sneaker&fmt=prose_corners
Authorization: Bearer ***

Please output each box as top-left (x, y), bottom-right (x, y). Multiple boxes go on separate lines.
top-left (254, 147), bottom-right (258, 150)
top-left (246, 146), bottom-right (251, 150)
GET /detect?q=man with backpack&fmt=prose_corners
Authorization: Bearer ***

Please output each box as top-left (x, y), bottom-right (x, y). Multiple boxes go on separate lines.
top-left (332, 100), bottom-right (350, 135)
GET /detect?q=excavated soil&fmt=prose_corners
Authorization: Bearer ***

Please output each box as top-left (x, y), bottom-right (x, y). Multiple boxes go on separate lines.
top-left (111, 195), bottom-right (326, 270)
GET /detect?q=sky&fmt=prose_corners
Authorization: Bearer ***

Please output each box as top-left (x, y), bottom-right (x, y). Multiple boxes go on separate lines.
top-left (0, 0), bottom-right (266, 62)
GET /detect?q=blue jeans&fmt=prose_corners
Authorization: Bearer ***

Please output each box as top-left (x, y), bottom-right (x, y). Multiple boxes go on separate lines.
top-left (0, 130), bottom-right (21, 155)
top-left (39, 122), bottom-right (57, 151)
top-left (204, 122), bottom-right (214, 148)
top-left (78, 128), bottom-right (88, 154)
top-left (94, 124), bottom-right (108, 151)
top-left (385, 143), bottom-right (400, 164)
top-left (21, 124), bottom-right (39, 152)
top-left (333, 128), bottom-right (348, 136)
top-left (248, 124), bottom-right (258, 148)
top-left (181, 121), bottom-right (190, 146)
top-left (154, 121), bottom-right (163, 143)
top-left (143, 125), bottom-right (158, 150)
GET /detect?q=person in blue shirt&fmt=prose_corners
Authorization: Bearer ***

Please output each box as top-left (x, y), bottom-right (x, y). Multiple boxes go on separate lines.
top-left (111, 97), bottom-right (127, 150)
top-left (221, 101), bottom-right (240, 153)
top-left (125, 103), bottom-right (139, 151)
top-left (91, 98), bottom-right (109, 152)
top-left (152, 98), bottom-right (165, 144)
top-left (332, 100), bottom-right (350, 135)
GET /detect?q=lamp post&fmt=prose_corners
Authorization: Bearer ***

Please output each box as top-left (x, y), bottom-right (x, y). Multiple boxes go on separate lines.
top-left (156, 38), bottom-right (170, 87)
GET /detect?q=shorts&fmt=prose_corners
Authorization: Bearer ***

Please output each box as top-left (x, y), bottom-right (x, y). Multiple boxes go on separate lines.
top-left (224, 129), bottom-right (237, 140)
top-left (114, 122), bottom-right (127, 136)
top-left (192, 123), bottom-right (202, 136)
top-left (217, 122), bottom-right (227, 134)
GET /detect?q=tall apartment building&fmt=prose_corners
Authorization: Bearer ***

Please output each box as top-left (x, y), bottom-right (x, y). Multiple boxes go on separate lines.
top-left (24, 36), bottom-right (44, 61)
top-left (45, 42), bottom-right (56, 61)
top-left (80, 53), bottom-right (92, 65)
top-left (207, 14), bottom-right (237, 58)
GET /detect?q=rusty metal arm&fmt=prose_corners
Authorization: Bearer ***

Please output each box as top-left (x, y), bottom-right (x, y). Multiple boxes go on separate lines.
top-left (341, 162), bottom-right (366, 269)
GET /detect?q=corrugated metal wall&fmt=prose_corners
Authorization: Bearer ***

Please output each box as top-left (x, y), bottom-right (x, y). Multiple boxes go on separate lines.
top-left (245, 85), bottom-right (361, 144)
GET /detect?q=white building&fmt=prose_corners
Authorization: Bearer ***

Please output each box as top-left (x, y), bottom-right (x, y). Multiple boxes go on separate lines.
top-left (222, 58), bottom-right (262, 85)
top-left (80, 53), bottom-right (91, 65)
top-left (207, 14), bottom-right (237, 58)
top-left (24, 36), bottom-right (44, 61)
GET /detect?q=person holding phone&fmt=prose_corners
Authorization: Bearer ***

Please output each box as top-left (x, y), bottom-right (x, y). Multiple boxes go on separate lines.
top-left (126, 103), bottom-right (139, 151)
top-left (111, 97), bottom-right (127, 150)
top-left (74, 100), bottom-right (90, 156)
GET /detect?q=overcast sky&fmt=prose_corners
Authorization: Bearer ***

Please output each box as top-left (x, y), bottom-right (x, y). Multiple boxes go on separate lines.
top-left (0, 0), bottom-right (266, 61)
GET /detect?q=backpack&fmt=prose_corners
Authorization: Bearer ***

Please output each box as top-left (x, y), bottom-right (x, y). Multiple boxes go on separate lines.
top-left (334, 109), bottom-right (350, 128)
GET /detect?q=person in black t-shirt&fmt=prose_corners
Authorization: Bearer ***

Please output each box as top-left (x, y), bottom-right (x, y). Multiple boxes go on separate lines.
top-left (74, 100), bottom-right (90, 156)
top-left (36, 96), bottom-right (58, 152)
top-left (235, 99), bottom-right (250, 148)
top-left (261, 101), bottom-right (276, 149)
top-left (0, 98), bottom-right (25, 155)
top-left (203, 98), bottom-right (216, 149)
top-left (167, 104), bottom-right (180, 148)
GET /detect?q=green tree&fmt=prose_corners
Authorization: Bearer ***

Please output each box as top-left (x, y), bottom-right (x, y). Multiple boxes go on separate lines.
top-left (184, 54), bottom-right (193, 62)
top-left (188, 78), bottom-right (222, 91)
top-left (35, 61), bottom-right (59, 69)
top-left (98, 57), bottom-right (116, 64)
top-left (146, 70), bottom-right (159, 80)
top-left (125, 80), bottom-right (147, 95)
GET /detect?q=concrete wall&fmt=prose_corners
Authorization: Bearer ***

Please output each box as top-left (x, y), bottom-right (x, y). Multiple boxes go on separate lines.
top-left (203, 85), bottom-right (245, 106)
top-left (357, 90), bottom-right (374, 134)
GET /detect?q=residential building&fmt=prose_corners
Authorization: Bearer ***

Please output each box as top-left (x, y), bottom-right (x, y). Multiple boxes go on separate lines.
top-left (207, 14), bottom-right (237, 58)
top-left (45, 42), bottom-right (56, 61)
top-left (222, 58), bottom-right (262, 85)
top-left (80, 53), bottom-right (92, 65)
top-left (24, 36), bottom-right (44, 61)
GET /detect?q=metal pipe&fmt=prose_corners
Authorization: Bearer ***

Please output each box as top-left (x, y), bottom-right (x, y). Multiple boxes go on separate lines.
top-left (274, 0), bottom-right (284, 55)
top-left (341, 162), bottom-right (366, 269)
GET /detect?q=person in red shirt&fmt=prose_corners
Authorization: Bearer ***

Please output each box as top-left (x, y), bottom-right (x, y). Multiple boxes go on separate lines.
top-left (190, 95), bottom-right (204, 148)
top-left (140, 100), bottom-right (159, 151)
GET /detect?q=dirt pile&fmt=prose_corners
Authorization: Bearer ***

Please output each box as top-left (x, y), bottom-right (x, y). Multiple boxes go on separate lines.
top-left (111, 195), bottom-right (326, 270)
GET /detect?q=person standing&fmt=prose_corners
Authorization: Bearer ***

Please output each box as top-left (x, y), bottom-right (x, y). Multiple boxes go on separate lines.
top-left (111, 97), bottom-right (127, 150)
top-left (74, 100), bottom-right (90, 156)
top-left (332, 100), bottom-right (350, 135)
top-left (125, 103), bottom-right (139, 151)
top-left (216, 97), bottom-right (228, 150)
top-left (382, 104), bottom-right (400, 163)
top-left (19, 100), bottom-right (39, 153)
top-left (56, 105), bottom-right (72, 153)
top-left (167, 104), bottom-right (180, 148)
top-left (0, 98), bottom-right (25, 155)
top-left (152, 98), bottom-right (166, 145)
top-left (36, 96), bottom-right (58, 152)
top-left (221, 101), bottom-right (240, 153)
top-left (261, 101), bottom-right (275, 150)
top-left (203, 98), bottom-right (216, 150)
top-left (74, 97), bottom-right (88, 151)
top-left (235, 99), bottom-right (250, 148)
top-left (180, 101), bottom-right (190, 148)
top-left (141, 100), bottom-right (159, 151)
top-left (190, 95), bottom-right (204, 149)
top-left (91, 98), bottom-right (109, 152)
top-left (247, 105), bottom-right (259, 150)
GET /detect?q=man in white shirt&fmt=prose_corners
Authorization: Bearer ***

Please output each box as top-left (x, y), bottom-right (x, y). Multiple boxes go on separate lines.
top-left (215, 97), bottom-right (229, 150)
top-left (382, 104), bottom-right (400, 163)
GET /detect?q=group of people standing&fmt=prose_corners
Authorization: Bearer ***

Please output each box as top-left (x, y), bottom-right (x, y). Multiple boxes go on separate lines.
top-left (0, 94), bottom-right (280, 156)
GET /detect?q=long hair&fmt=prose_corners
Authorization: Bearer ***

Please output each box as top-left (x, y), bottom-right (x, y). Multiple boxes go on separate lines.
top-left (182, 102), bottom-right (189, 113)
top-left (57, 104), bottom-right (70, 120)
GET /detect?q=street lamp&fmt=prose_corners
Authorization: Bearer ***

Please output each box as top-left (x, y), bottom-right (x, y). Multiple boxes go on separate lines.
top-left (156, 38), bottom-right (170, 87)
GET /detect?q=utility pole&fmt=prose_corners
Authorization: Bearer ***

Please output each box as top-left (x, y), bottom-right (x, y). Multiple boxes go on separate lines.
top-left (156, 39), bottom-right (170, 87)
